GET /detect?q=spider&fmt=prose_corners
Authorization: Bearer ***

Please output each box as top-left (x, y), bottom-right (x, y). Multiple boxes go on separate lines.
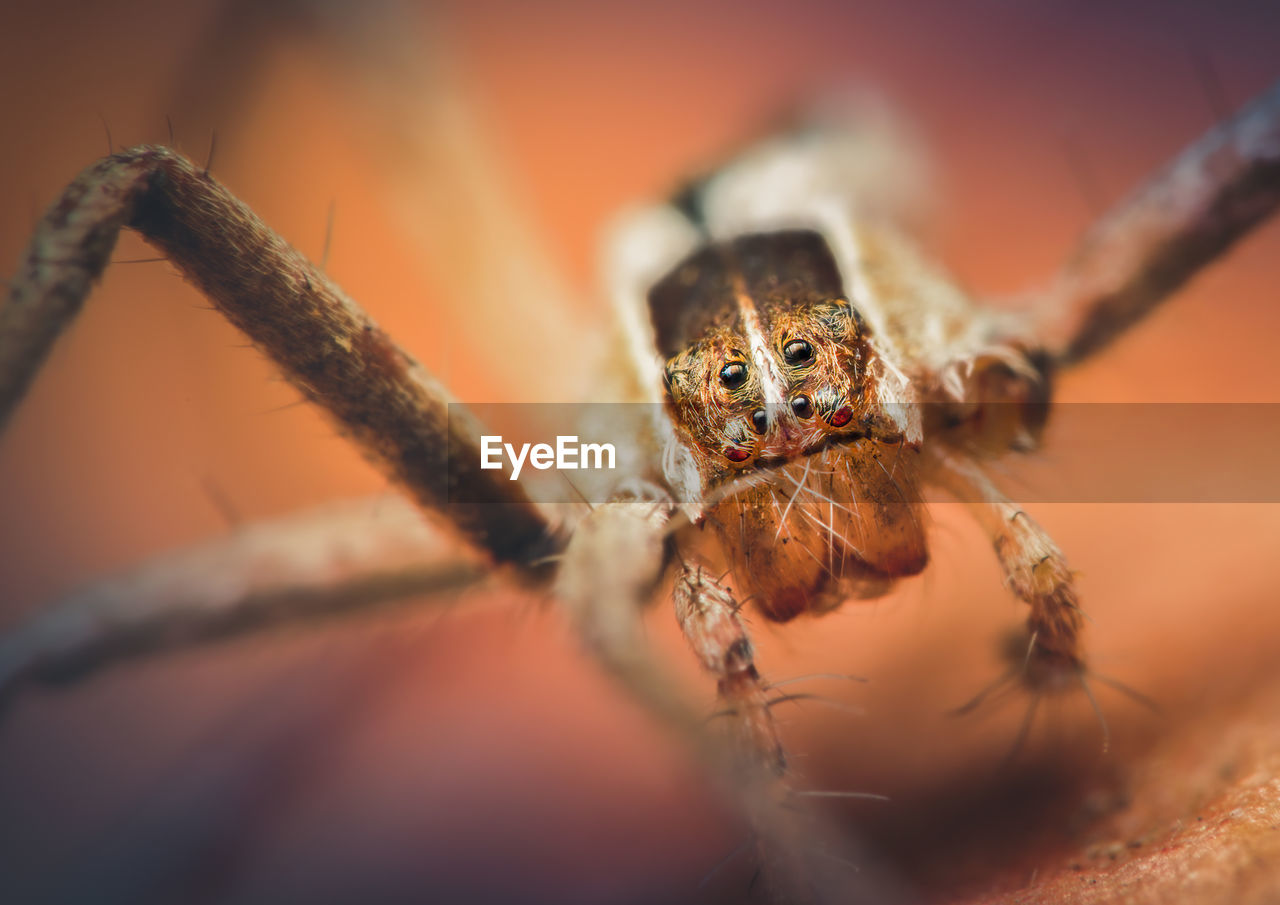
top-left (3, 7), bottom-right (1280, 903)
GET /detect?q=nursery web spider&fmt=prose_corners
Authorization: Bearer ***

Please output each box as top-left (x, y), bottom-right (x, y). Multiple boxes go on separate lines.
top-left (2, 48), bottom-right (1278, 904)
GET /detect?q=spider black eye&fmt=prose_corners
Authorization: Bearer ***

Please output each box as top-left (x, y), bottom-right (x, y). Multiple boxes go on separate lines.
top-left (783, 339), bottom-right (813, 366)
top-left (791, 394), bottom-right (814, 419)
top-left (751, 408), bottom-right (768, 434)
top-left (719, 361), bottom-right (747, 389)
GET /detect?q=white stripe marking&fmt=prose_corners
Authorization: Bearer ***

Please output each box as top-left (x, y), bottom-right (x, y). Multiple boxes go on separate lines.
top-left (732, 278), bottom-right (787, 407)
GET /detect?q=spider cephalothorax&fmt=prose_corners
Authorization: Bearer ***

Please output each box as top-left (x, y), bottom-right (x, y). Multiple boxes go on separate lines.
top-left (656, 230), bottom-right (893, 478)
top-left (653, 229), bottom-right (927, 620)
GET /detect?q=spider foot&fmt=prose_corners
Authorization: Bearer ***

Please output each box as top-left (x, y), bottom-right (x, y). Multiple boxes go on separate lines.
top-left (949, 626), bottom-right (1078, 716)
top-left (952, 626), bottom-right (1157, 759)
top-left (1001, 624), bottom-right (1085, 695)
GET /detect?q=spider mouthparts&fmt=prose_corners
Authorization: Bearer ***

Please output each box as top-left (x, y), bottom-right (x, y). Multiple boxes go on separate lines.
top-left (708, 442), bottom-right (927, 622)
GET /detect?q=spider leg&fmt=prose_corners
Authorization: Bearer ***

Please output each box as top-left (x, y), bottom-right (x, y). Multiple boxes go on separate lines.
top-left (556, 493), bottom-right (908, 904)
top-left (1038, 78), bottom-right (1280, 366)
top-left (0, 494), bottom-right (484, 711)
top-left (673, 557), bottom-right (787, 776)
top-left (673, 556), bottom-right (912, 902)
top-left (0, 147), bottom-right (557, 567)
top-left (674, 555), bottom-right (840, 903)
top-left (931, 453), bottom-right (1086, 689)
top-left (171, 0), bottom-right (591, 402)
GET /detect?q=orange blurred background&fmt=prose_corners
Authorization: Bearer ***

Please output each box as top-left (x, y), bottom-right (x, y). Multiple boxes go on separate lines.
top-left (1, 0), bottom-right (1279, 902)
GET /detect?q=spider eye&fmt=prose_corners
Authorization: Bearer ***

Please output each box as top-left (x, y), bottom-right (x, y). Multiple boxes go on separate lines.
top-left (829, 406), bottom-right (853, 427)
top-left (719, 361), bottom-right (748, 389)
top-left (750, 408), bottom-right (768, 434)
top-left (724, 446), bottom-right (752, 463)
top-left (783, 339), bottom-right (813, 366)
top-left (791, 394), bottom-right (814, 419)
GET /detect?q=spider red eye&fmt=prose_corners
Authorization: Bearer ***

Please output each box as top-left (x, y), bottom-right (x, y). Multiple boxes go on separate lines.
top-left (783, 339), bottom-right (813, 365)
top-left (829, 406), bottom-right (853, 427)
top-left (719, 362), bottom-right (748, 389)
top-left (724, 446), bottom-right (752, 463)
top-left (750, 409), bottom-right (768, 434)
top-left (791, 394), bottom-right (814, 419)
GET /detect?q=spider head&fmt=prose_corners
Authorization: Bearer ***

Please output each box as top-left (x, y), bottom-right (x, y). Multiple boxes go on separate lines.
top-left (652, 230), bottom-right (900, 490)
